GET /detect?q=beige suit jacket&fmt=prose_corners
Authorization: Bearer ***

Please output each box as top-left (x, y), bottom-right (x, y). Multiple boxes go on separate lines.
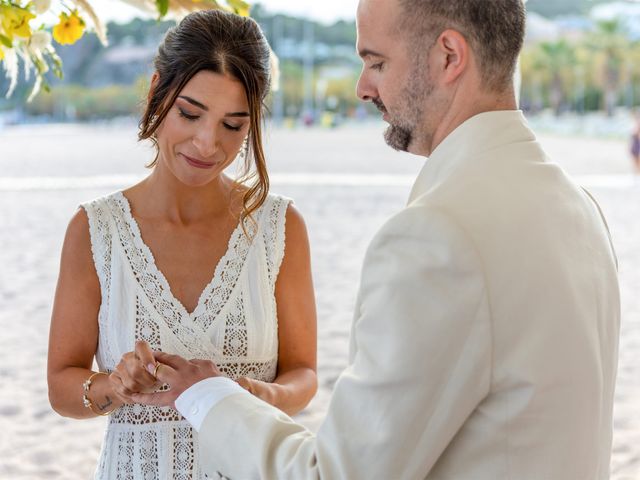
top-left (197, 111), bottom-right (620, 479)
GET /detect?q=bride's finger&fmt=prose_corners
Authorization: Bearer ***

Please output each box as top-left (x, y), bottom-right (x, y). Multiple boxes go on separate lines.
top-left (108, 371), bottom-right (134, 400)
top-left (135, 341), bottom-right (156, 371)
top-left (123, 353), bottom-right (156, 387)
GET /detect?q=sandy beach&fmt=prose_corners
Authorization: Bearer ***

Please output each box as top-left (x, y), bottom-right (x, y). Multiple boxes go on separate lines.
top-left (0, 121), bottom-right (638, 479)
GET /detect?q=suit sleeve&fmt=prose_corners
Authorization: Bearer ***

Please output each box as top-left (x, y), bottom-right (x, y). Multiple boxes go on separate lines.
top-left (197, 207), bottom-right (492, 479)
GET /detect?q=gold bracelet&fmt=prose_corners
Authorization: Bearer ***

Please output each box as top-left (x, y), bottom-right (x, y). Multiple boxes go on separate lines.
top-left (82, 371), bottom-right (116, 416)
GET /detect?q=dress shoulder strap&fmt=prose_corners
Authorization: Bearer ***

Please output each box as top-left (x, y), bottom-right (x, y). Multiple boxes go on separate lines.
top-left (259, 194), bottom-right (293, 290)
top-left (80, 193), bottom-right (117, 299)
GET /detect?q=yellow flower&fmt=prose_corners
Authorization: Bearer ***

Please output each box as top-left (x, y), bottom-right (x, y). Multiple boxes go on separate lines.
top-left (53, 11), bottom-right (85, 45)
top-left (226, 0), bottom-right (251, 17)
top-left (0, 5), bottom-right (36, 40)
top-left (0, 47), bottom-right (4, 61)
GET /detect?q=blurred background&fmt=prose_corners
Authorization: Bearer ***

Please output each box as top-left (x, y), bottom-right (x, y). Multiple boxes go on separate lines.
top-left (1, 0), bottom-right (639, 478)
top-left (1, 0), bottom-right (640, 134)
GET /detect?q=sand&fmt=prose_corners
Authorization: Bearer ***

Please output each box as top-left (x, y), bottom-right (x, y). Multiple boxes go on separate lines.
top-left (0, 121), bottom-right (637, 478)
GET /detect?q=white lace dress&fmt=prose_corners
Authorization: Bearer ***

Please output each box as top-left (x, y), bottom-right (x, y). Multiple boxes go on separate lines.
top-left (81, 191), bottom-right (291, 479)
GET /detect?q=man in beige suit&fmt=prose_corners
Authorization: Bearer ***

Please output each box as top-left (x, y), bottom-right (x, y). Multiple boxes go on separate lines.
top-left (134, 0), bottom-right (620, 478)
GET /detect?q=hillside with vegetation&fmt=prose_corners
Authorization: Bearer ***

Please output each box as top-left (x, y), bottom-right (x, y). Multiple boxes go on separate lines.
top-left (527, 0), bottom-right (610, 17)
top-left (1, 1), bottom-right (639, 121)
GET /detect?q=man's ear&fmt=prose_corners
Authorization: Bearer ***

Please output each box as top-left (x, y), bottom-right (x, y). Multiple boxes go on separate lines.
top-left (434, 29), bottom-right (469, 85)
top-left (147, 72), bottom-right (160, 104)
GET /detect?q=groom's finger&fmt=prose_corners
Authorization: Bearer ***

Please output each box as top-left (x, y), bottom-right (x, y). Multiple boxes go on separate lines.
top-left (151, 362), bottom-right (177, 385)
top-left (152, 351), bottom-right (189, 369)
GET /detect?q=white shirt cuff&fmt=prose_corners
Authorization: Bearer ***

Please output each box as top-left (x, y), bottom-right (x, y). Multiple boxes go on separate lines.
top-left (175, 376), bottom-right (248, 432)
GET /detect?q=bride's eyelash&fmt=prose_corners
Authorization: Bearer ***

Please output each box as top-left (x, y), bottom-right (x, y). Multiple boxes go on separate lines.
top-left (178, 107), bottom-right (242, 131)
top-left (178, 108), bottom-right (199, 121)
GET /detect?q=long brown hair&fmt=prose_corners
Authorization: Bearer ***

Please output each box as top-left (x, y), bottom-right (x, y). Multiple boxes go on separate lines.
top-left (138, 9), bottom-right (271, 226)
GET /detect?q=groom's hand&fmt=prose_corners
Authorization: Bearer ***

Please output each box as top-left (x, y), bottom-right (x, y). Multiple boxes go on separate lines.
top-left (131, 351), bottom-right (222, 409)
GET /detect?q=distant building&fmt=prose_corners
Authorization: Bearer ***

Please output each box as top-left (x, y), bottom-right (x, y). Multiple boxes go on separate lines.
top-left (277, 38), bottom-right (357, 64)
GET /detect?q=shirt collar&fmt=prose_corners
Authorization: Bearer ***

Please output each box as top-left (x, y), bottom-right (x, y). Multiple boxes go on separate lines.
top-left (408, 110), bottom-right (536, 204)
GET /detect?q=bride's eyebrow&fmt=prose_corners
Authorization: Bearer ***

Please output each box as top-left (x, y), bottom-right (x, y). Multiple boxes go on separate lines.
top-left (177, 95), bottom-right (208, 111)
top-left (177, 95), bottom-right (249, 117)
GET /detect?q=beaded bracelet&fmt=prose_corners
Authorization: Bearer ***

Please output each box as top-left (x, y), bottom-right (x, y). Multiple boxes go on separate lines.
top-left (82, 371), bottom-right (116, 416)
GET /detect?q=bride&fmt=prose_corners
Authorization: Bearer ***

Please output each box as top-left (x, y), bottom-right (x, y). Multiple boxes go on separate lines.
top-left (47, 9), bottom-right (317, 478)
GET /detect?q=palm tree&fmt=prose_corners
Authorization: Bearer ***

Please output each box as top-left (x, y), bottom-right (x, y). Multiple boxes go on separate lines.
top-left (587, 19), bottom-right (629, 116)
top-left (622, 39), bottom-right (640, 108)
top-left (533, 39), bottom-right (576, 115)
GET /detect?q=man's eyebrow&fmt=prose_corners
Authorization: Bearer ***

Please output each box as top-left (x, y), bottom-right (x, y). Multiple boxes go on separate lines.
top-left (358, 48), bottom-right (386, 59)
top-left (177, 95), bottom-right (249, 117)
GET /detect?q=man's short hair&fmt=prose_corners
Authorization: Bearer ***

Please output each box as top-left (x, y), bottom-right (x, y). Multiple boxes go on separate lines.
top-left (399, 0), bottom-right (526, 91)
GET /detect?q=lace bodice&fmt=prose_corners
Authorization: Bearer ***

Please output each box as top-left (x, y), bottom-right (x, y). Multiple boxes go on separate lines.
top-left (82, 191), bottom-right (290, 479)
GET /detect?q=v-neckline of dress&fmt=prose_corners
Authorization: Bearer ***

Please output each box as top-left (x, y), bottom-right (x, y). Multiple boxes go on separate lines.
top-left (114, 190), bottom-right (246, 321)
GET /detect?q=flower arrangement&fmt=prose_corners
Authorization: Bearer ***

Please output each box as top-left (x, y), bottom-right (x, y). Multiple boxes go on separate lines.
top-left (0, 0), bottom-right (250, 101)
top-left (121, 0), bottom-right (250, 19)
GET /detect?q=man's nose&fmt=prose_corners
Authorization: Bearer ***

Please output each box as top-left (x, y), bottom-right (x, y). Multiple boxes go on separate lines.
top-left (356, 71), bottom-right (376, 102)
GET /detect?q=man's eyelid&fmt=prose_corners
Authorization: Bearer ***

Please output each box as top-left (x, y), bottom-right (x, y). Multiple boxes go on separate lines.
top-left (366, 55), bottom-right (385, 65)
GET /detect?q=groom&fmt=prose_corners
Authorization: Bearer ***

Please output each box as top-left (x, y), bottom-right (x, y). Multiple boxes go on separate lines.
top-left (134, 0), bottom-right (620, 478)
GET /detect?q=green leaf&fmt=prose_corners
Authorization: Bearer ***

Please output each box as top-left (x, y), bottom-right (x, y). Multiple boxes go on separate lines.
top-left (0, 34), bottom-right (13, 49)
top-left (156, 0), bottom-right (169, 18)
top-left (45, 49), bottom-right (64, 79)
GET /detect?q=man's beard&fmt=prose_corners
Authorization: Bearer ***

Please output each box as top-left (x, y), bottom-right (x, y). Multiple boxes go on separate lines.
top-left (373, 65), bottom-right (434, 153)
top-left (372, 97), bottom-right (413, 152)
top-left (384, 123), bottom-right (413, 152)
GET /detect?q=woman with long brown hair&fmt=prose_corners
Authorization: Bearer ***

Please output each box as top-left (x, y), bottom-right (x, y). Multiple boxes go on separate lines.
top-left (47, 9), bottom-right (317, 478)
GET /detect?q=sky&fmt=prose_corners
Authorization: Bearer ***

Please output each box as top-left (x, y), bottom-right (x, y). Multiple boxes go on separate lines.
top-left (94, 0), bottom-right (361, 25)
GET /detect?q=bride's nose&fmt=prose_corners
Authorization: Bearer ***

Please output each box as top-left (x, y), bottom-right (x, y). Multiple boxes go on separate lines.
top-left (192, 126), bottom-right (219, 158)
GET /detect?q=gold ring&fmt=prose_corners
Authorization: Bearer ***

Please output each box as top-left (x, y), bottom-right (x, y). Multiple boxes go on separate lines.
top-left (152, 363), bottom-right (162, 378)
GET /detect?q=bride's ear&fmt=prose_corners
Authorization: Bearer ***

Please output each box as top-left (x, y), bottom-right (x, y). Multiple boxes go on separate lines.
top-left (147, 72), bottom-right (160, 104)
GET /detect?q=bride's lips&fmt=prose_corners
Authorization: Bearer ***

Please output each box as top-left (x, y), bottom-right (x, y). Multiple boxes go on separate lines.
top-left (181, 153), bottom-right (215, 169)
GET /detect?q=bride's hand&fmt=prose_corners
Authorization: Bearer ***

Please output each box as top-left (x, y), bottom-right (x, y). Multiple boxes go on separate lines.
top-left (109, 341), bottom-right (162, 403)
top-left (236, 377), bottom-right (277, 405)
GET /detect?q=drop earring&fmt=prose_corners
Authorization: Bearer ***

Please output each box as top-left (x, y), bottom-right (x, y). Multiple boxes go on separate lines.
top-left (240, 138), bottom-right (249, 159)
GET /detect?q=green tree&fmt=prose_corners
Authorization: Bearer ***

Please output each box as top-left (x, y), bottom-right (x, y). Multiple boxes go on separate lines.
top-left (586, 19), bottom-right (629, 116)
top-left (534, 40), bottom-right (576, 115)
